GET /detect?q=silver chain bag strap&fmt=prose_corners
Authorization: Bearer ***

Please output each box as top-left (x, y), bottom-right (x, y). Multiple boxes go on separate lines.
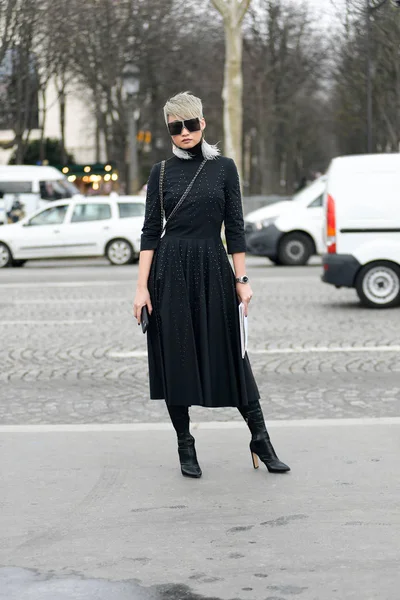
top-left (159, 158), bottom-right (207, 238)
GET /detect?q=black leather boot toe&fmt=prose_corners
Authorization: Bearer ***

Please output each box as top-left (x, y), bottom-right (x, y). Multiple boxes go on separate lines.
top-left (178, 435), bottom-right (202, 478)
top-left (250, 438), bottom-right (290, 473)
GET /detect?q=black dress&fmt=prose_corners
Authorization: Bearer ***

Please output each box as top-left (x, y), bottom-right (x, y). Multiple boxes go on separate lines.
top-left (140, 142), bottom-right (260, 408)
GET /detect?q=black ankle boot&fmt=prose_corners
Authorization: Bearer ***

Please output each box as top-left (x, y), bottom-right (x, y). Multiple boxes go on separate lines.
top-left (239, 400), bottom-right (290, 474)
top-left (250, 437), bottom-right (290, 473)
top-left (177, 434), bottom-right (202, 478)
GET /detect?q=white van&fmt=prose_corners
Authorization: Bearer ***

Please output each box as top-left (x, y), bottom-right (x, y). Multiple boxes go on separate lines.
top-left (322, 153), bottom-right (400, 308)
top-left (0, 165), bottom-right (80, 224)
top-left (244, 176), bottom-right (326, 265)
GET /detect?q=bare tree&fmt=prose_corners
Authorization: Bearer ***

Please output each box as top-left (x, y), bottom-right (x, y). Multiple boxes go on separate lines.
top-left (66, 0), bottom-right (224, 188)
top-left (243, 0), bottom-right (330, 194)
top-left (4, 0), bottom-right (42, 163)
top-left (210, 0), bottom-right (251, 180)
top-left (332, 0), bottom-right (400, 154)
top-left (0, 0), bottom-right (18, 63)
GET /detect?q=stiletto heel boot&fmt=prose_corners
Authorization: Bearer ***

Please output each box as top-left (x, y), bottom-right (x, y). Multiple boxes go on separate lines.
top-left (249, 438), bottom-right (290, 473)
top-left (178, 434), bottom-right (202, 478)
top-left (251, 450), bottom-right (259, 469)
top-left (166, 404), bottom-right (202, 478)
top-left (239, 400), bottom-right (290, 474)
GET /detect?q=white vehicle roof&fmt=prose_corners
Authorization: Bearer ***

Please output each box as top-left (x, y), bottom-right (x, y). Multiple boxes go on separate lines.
top-left (94, 195), bottom-right (145, 203)
top-left (0, 165), bottom-right (67, 181)
top-left (25, 196), bottom-right (145, 209)
top-left (328, 153), bottom-right (400, 174)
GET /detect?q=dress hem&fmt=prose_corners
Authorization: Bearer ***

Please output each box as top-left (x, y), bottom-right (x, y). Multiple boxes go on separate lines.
top-left (149, 396), bottom-right (261, 408)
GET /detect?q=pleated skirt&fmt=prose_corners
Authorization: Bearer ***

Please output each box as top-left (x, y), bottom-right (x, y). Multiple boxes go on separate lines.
top-left (146, 235), bottom-right (260, 407)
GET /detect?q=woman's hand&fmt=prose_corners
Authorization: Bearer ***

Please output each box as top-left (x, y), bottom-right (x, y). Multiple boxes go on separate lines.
top-left (236, 282), bottom-right (253, 317)
top-left (133, 286), bottom-right (153, 325)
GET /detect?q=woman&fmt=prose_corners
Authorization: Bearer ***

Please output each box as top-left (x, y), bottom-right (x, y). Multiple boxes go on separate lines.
top-left (133, 92), bottom-right (290, 479)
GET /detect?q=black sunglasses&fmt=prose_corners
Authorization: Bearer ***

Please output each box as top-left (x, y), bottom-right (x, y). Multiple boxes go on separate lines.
top-left (167, 117), bottom-right (201, 136)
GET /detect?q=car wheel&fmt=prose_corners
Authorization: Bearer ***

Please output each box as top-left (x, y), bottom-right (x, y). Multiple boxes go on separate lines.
top-left (12, 260), bottom-right (27, 267)
top-left (106, 239), bottom-right (134, 265)
top-left (356, 261), bottom-right (400, 308)
top-left (0, 242), bottom-right (12, 268)
top-left (278, 233), bottom-right (313, 266)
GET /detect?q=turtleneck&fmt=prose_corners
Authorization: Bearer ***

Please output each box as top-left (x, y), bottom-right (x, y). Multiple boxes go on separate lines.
top-left (188, 140), bottom-right (203, 158)
top-left (181, 140), bottom-right (203, 161)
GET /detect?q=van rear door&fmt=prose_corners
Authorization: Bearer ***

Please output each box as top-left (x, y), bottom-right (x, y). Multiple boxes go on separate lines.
top-left (334, 160), bottom-right (400, 260)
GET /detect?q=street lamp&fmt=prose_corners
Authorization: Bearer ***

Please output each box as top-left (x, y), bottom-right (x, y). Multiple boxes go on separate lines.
top-left (366, 0), bottom-right (400, 152)
top-left (122, 64), bottom-right (140, 194)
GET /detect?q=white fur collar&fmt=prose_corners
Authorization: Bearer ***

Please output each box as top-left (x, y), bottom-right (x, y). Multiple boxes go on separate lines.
top-left (172, 138), bottom-right (220, 161)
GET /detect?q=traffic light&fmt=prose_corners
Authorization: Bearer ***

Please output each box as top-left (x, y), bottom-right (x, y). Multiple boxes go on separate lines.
top-left (137, 130), bottom-right (152, 144)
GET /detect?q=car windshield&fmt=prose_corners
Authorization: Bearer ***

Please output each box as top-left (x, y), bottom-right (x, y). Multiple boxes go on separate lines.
top-left (292, 178), bottom-right (326, 206)
top-left (28, 205), bottom-right (68, 226)
top-left (39, 179), bottom-right (79, 200)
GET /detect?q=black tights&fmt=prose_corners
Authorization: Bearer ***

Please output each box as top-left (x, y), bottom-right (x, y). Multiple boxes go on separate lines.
top-left (166, 398), bottom-right (267, 439)
top-left (166, 404), bottom-right (191, 438)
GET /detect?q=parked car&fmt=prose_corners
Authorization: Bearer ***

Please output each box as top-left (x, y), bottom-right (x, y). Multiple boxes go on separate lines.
top-left (0, 165), bottom-right (81, 224)
top-left (244, 177), bottom-right (327, 265)
top-left (322, 153), bottom-right (400, 308)
top-left (0, 196), bottom-right (145, 268)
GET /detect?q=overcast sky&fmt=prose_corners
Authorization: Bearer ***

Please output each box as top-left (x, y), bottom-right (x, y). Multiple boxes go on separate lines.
top-left (300, 0), bottom-right (347, 26)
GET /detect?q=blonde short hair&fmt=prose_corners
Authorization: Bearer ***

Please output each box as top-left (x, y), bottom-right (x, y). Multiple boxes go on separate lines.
top-left (163, 91), bottom-right (203, 125)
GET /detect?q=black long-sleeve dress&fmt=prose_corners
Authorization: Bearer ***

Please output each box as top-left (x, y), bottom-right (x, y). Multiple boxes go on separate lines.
top-left (140, 142), bottom-right (260, 408)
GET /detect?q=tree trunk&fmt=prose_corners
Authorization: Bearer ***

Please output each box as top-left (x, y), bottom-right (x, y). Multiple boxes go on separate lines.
top-left (223, 20), bottom-right (243, 178)
top-left (39, 88), bottom-right (47, 163)
top-left (95, 115), bottom-right (101, 163)
top-left (59, 86), bottom-right (67, 165)
top-left (15, 134), bottom-right (24, 164)
top-left (211, 0), bottom-right (251, 184)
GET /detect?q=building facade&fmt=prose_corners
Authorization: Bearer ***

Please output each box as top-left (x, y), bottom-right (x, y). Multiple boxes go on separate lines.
top-left (0, 80), bottom-right (104, 166)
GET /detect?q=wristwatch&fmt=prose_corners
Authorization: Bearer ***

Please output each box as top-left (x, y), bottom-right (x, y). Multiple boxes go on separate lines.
top-left (235, 275), bottom-right (249, 284)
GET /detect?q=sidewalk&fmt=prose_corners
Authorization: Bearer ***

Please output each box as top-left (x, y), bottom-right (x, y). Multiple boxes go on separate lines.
top-left (1, 420), bottom-right (399, 600)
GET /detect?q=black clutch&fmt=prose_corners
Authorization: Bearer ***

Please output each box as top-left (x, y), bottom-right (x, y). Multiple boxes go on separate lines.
top-left (141, 305), bottom-right (150, 334)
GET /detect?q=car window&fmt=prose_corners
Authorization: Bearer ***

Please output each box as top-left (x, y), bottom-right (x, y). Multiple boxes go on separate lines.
top-left (0, 181), bottom-right (32, 194)
top-left (40, 179), bottom-right (77, 200)
top-left (118, 203), bottom-right (145, 218)
top-left (71, 203), bottom-right (111, 222)
top-left (308, 195), bottom-right (323, 208)
top-left (28, 205), bottom-right (68, 226)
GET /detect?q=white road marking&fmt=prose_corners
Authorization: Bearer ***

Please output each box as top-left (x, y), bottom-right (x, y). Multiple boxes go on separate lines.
top-left (0, 275), bottom-right (319, 290)
top-left (6, 298), bottom-right (126, 304)
top-left (251, 276), bottom-right (319, 283)
top-left (0, 320), bottom-right (93, 325)
top-left (0, 281), bottom-right (129, 289)
top-left (1, 417), bottom-right (400, 433)
top-left (109, 345), bottom-right (400, 359)
top-left (251, 346), bottom-right (400, 354)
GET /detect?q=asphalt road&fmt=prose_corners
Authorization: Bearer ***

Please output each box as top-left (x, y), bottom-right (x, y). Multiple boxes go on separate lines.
top-left (0, 256), bottom-right (399, 425)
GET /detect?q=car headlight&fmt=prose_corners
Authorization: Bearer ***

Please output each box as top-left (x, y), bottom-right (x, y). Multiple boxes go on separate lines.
top-left (254, 216), bottom-right (277, 230)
